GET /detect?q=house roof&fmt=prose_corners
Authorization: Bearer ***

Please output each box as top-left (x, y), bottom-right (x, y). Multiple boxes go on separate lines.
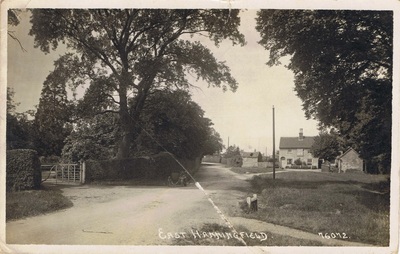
top-left (338, 148), bottom-right (360, 159)
top-left (241, 152), bottom-right (261, 158)
top-left (279, 136), bottom-right (315, 149)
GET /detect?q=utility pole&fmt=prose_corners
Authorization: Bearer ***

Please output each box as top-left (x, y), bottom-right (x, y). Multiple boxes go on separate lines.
top-left (272, 105), bottom-right (276, 180)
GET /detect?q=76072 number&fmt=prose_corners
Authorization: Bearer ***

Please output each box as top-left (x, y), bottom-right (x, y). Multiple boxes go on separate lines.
top-left (318, 232), bottom-right (349, 239)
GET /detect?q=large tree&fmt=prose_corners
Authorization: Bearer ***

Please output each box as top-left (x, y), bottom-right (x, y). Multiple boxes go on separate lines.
top-left (256, 10), bottom-right (392, 173)
top-left (34, 59), bottom-right (74, 156)
top-left (310, 131), bottom-right (342, 162)
top-left (134, 90), bottom-right (219, 159)
top-left (63, 90), bottom-right (223, 162)
top-left (29, 9), bottom-right (245, 158)
top-left (202, 128), bottom-right (225, 156)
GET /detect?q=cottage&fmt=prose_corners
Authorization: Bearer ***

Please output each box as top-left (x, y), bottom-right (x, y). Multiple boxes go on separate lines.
top-left (279, 129), bottom-right (319, 169)
top-left (337, 148), bottom-right (363, 173)
top-left (241, 151), bottom-right (262, 168)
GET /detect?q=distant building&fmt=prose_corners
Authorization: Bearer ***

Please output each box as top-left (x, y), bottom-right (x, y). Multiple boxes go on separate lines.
top-left (279, 129), bottom-right (319, 169)
top-left (241, 151), bottom-right (262, 168)
top-left (337, 148), bottom-right (364, 173)
top-left (202, 155), bottom-right (221, 163)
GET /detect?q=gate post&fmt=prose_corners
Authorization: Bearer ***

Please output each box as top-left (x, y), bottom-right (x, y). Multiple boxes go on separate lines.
top-left (81, 162), bottom-right (86, 184)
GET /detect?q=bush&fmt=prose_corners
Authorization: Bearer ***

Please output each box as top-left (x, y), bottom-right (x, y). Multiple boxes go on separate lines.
top-left (226, 155), bottom-right (243, 167)
top-left (6, 149), bottom-right (41, 192)
top-left (294, 158), bottom-right (302, 166)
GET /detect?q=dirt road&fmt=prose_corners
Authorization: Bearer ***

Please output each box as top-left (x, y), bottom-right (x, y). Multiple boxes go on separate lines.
top-left (6, 163), bottom-right (370, 248)
top-left (6, 163), bottom-right (251, 245)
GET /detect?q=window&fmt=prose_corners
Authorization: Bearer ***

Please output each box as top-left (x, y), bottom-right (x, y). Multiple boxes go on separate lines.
top-left (307, 159), bottom-right (312, 165)
top-left (288, 149), bottom-right (292, 154)
top-left (287, 159), bottom-right (293, 165)
top-left (297, 149), bottom-right (304, 156)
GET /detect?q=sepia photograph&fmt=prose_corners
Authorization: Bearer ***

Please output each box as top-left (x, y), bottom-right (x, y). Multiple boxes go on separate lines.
top-left (1, 1), bottom-right (399, 253)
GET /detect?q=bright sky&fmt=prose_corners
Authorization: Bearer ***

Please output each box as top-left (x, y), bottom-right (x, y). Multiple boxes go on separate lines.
top-left (7, 9), bottom-right (320, 156)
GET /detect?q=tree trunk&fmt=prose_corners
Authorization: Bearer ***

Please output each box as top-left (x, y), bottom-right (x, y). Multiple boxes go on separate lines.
top-left (116, 83), bottom-right (133, 159)
top-left (116, 68), bottom-right (158, 159)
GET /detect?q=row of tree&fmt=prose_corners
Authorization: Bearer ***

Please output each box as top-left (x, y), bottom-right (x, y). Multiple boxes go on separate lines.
top-left (7, 87), bottom-right (225, 162)
top-left (8, 9), bottom-right (242, 162)
top-left (8, 9), bottom-right (392, 173)
top-left (256, 10), bottom-right (392, 174)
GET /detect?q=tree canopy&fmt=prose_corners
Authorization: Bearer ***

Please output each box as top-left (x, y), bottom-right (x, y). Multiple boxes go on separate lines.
top-left (34, 62), bottom-right (74, 157)
top-left (256, 10), bottom-right (392, 173)
top-left (6, 88), bottom-right (35, 150)
top-left (29, 9), bottom-right (245, 158)
top-left (310, 131), bottom-right (341, 162)
top-left (134, 90), bottom-right (223, 159)
top-left (62, 90), bottom-right (223, 162)
top-left (62, 113), bottom-right (120, 162)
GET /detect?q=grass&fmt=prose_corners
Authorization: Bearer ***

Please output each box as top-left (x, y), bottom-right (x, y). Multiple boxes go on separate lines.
top-left (230, 167), bottom-right (283, 174)
top-left (6, 186), bottom-right (73, 221)
top-left (173, 223), bottom-right (324, 246)
top-left (239, 171), bottom-right (390, 246)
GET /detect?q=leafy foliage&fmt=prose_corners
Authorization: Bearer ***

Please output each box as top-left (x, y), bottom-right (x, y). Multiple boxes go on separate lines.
top-left (8, 9), bottom-right (26, 51)
top-left (34, 62), bottom-right (74, 157)
top-left (62, 113), bottom-right (120, 162)
top-left (29, 9), bottom-right (245, 158)
top-left (225, 145), bottom-right (241, 158)
top-left (6, 149), bottom-right (41, 192)
top-left (202, 128), bottom-right (225, 155)
top-left (63, 89), bottom-right (223, 162)
top-left (134, 90), bottom-right (222, 159)
top-left (6, 88), bottom-right (35, 150)
top-left (256, 10), bottom-right (392, 173)
top-left (310, 131), bottom-right (341, 162)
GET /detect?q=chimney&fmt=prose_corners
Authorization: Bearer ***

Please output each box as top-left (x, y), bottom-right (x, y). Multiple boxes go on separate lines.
top-left (299, 128), bottom-right (304, 141)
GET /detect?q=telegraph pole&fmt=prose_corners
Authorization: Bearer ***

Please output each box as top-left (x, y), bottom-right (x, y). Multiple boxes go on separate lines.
top-left (272, 105), bottom-right (276, 180)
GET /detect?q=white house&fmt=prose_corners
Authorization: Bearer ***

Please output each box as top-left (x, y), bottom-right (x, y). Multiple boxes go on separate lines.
top-left (279, 129), bottom-right (319, 169)
top-left (337, 148), bottom-right (364, 173)
top-left (241, 151), bottom-right (262, 168)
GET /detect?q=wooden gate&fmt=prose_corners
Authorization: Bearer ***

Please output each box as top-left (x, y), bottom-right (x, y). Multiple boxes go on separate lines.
top-left (41, 163), bottom-right (85, 184)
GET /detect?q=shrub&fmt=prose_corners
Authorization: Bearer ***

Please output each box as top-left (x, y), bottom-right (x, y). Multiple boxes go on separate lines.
top-left (6, 149), bottom-right (41, 192)
top-left (294, 158), bottom-right (302, 166)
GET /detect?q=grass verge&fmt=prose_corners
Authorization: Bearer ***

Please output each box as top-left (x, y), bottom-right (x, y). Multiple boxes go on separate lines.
top-left (239, 172), bottom-right (390, 246)
top-left (6, 186), bottom-right (73, 221)
top-left (230, 167), bottom-right (283, 174)
top-left (173, 223), bottom-right (324, 246)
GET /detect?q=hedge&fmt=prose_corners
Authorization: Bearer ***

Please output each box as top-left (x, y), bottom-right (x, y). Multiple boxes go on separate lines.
top-left (6, 149), bottom-right (42, 192)
top-left (85, 152), bottom-right (201, 182)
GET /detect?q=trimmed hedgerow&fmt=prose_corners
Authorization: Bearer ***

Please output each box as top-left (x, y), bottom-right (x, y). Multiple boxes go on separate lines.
top-left (85, 152), bottom-right (201, 183)
top-left (6, 149), bottom-right (41, 192)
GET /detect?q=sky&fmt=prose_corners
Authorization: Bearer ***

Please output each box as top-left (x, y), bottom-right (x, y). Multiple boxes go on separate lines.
top-left (7, 9), bottom-right (320, 156)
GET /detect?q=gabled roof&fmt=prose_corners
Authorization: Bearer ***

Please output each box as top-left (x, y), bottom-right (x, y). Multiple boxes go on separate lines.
top-left (279, 136), bottom-right (315, 149)
top-left (241, 152), bottom-right (261, 158)
top-left (338, 148), bottom-right (360, 159)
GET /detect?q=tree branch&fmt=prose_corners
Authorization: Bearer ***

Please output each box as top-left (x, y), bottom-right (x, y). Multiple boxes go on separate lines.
top-left (8, 31), bottom-right (27, 52)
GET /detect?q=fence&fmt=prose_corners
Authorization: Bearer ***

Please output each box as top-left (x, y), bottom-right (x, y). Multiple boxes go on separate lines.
top-left (41, 163), bottom-right (85, 184)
